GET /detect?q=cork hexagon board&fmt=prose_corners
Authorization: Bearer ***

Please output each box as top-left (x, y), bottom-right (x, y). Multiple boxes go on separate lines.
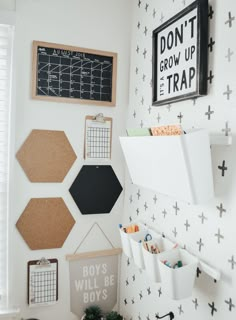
top-left (16, 129), bottom-right (77, 182)
top-left (69, 165), bottom-right (123, 214)
top-left (16, 198), bottom-right (75, 250)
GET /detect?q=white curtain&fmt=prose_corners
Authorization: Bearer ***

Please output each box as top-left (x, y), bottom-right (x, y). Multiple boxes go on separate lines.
top-left (0, 23), bottom-right (14, 304)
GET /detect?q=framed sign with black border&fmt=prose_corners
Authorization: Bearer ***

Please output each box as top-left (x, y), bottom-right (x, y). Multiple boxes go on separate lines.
top-left (32, 41), bottom-right (117, 106)
top-left (152, 0), bottom-right (208, 106)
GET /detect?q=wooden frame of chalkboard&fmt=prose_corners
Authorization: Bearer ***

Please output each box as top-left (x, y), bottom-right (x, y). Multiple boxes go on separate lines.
top-left (32, 41), bottom-right (117, 106)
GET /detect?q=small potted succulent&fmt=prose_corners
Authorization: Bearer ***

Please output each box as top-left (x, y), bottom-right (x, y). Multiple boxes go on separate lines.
top-left (82, 305), bottom-right (103, 320)
top-left (106, 311), bottom-right (123, 320)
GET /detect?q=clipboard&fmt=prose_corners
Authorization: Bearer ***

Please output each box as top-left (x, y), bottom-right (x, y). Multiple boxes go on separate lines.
top-left (27, 257), bottom-right (58, 307)
top-left (84, 114), bottom-right (112, 160)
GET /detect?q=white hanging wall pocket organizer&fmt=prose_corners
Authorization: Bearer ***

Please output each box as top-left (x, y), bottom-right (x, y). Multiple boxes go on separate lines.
top-left (158, 248), bottom-right (198, 300)
top-left (119, 223), bottom-right (147, 259)
top-left (142, 236), bottom-right (176, 283)
top-left (129, 230), bottom-right (148, 269)
top-left (129, 228), bottom-right (162, 270)
top-left (120, 128), bottom-right (214, 204)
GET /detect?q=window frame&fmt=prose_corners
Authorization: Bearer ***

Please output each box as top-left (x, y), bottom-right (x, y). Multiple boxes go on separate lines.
top-left (0, 10), bottom-right (16, 312)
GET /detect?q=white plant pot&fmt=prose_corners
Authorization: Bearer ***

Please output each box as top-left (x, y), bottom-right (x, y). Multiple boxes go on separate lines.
top-left (142, 236), bottom-right (175, 282)
top-left (81, 314), bottom-right (125, 320)
top-left (81, 316), bottom-right (105, 320)
top-left (158, 248), bottom-right (198, 300)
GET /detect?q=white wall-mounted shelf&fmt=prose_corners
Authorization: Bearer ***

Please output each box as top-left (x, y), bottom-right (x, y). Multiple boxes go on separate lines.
top-left (120, 128), bottom-right (214, 204)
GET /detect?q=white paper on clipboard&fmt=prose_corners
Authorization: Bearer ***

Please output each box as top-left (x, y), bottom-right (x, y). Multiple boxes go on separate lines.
top-left (84, 114), bottom-right (112, 160)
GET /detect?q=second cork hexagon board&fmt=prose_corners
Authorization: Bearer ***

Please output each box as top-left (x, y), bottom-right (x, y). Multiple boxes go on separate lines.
top-left (16, 129), bottom-right (77, 182)
top-left (16, 198), bottom-right (75, 250)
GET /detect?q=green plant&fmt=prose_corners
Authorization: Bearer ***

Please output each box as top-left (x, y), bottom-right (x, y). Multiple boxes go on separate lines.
top-left (106, 311), bottom-right (123, 320)
top-left (84, 305), bottom-right (103, 320)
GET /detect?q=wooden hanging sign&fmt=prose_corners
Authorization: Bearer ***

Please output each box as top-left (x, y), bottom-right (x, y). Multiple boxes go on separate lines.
top-left (66, 223), bottom-right (122, 319)
top-left (66, 248), bottom-right (122, 319)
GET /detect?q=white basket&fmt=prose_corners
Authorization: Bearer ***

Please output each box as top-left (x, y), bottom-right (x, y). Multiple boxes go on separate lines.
top-left (158, 248), bottom-right (198, 300)
top-left (142, 236), bottom-right (175, 282)
top-left (129, 229), bottom-right (160, 270)
top-left (119, 223), bottom-right (147, 258)
top-left (129, 230), bottom-right (148, 269)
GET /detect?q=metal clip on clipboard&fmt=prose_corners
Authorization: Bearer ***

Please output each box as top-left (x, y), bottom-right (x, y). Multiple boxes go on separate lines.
top-left (36, 257), bottom-right (50, 266)
top-left (92, 113), bottom-right (106, 123)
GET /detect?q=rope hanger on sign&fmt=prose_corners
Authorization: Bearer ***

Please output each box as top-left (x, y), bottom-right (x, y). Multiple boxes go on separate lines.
top-left (73, 222), bottom-right (115, 254)
top-left (66, 222), bottom-right (122, 261)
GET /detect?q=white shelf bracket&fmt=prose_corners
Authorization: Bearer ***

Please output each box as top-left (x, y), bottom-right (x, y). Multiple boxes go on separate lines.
top-left (198, 260), bottom-right (221, 281)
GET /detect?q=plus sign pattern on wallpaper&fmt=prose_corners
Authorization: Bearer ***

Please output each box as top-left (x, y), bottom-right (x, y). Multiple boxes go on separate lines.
top-left (119, 0), bottom-right (236, 319)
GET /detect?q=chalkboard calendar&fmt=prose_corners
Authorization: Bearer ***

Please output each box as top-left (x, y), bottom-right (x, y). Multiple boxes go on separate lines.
top-left (32, 41), bottom-right (117, 106)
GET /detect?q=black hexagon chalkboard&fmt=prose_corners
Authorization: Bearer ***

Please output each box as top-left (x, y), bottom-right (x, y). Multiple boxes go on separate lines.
top-left (69, 165), bottom-right (123, 214)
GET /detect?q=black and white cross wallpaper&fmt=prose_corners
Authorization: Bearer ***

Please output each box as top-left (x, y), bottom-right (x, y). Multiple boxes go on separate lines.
top-left (119, 0), bottom-right (236, 319)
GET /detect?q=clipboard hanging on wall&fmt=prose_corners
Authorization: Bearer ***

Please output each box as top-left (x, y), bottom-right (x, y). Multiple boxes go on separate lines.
top-left (27, 257), bottom-right (58, 307)
top-left (84, 114), bottom-right (112, 160)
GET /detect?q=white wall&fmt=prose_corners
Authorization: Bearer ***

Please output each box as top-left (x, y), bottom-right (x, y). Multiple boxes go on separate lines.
top-left (120, 0), bottom-right (236, 319)
top-left (0, 0), bottom-right (15, 11)
top-left (11, 0), bottom-right (131, 319)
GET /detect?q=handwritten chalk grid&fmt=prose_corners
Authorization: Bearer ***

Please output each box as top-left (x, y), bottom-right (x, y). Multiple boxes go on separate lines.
top-left (32, 41), bottom-right (117, 106)
top-left (84, 116), bottom-right (112, 160)
top-left (28, 259), bottom-right (58, 307)
top-left (152, 0), bottom-right (208, 106)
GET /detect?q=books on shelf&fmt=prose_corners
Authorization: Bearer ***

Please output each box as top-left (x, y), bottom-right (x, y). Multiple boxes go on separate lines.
top-left (127, 125), bottom-right (183, 137)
